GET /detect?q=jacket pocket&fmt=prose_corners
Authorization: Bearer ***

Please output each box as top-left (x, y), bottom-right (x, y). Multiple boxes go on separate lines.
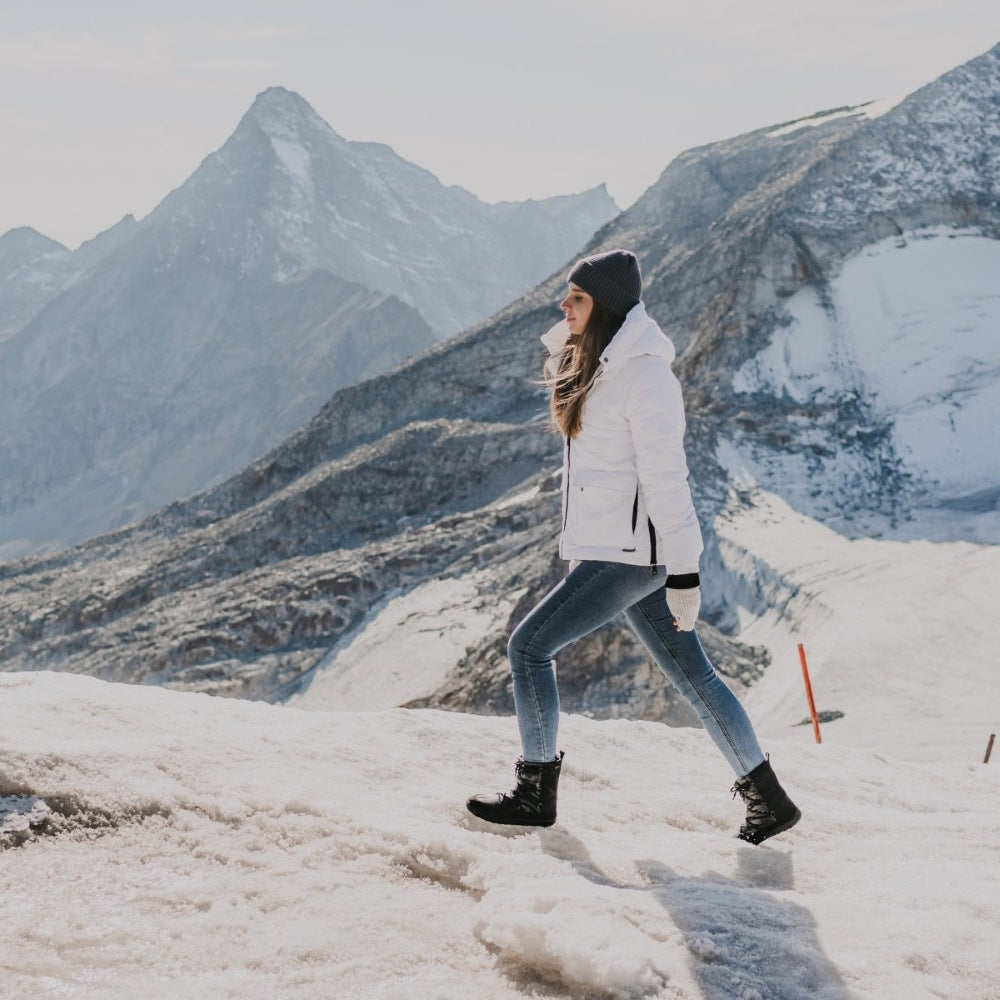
top-left (568, 472), bottom-right (638, 549)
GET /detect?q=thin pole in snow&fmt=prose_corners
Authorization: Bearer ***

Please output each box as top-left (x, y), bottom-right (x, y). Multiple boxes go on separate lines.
top-left (797, 643), bottom-right (822, 745)
top-left (985, 733), bottom-right (996, 764)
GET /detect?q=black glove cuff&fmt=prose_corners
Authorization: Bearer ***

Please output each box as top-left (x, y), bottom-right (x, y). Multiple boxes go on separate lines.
top-left (665, 572), bottom-right (700, 589)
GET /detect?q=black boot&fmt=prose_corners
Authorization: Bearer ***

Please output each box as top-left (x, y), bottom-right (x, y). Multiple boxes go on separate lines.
top-left (732, 758), bottom-right (801, 845)
top-left (466, 753), bottom-right (563, 827)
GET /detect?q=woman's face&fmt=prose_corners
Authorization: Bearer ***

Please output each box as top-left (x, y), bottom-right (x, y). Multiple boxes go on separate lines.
top-left (560, 284), bottom-right (594, 337)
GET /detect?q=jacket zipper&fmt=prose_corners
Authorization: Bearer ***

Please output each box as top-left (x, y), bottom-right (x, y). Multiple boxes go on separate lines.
top-left (561, 437), bottom-right (571, 554)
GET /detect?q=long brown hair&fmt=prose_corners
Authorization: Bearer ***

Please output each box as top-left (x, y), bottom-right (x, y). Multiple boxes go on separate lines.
top-left (547, 299), bottom-right (625, 438)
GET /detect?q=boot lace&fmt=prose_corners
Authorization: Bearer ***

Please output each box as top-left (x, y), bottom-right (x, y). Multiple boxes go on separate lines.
top-left (731, 776), bottom-right (773, 826)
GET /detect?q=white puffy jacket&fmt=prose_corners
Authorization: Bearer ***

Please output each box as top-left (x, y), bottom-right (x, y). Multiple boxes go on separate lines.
top-left (541, 302), bottom-right (703, 573)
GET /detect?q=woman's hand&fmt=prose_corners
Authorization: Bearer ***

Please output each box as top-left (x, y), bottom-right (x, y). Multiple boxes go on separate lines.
top-left (666, 584), bottom-right (701, 631)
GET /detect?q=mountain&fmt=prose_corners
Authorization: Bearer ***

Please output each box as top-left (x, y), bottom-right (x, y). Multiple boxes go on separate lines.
top-left (1, 45), bottom-right (998, 722)
top-left (0, 227), bottom-right (68, 341)
top-left (0, 87), bottom-right (618, 558)
top-left (243, 88), bottom-right (620, 337)
top-left (0, 217), bottom-right (142, 343)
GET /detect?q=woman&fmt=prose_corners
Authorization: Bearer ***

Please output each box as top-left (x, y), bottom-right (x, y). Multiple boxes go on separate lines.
top-left (466, 248), bottom-right (800, 845)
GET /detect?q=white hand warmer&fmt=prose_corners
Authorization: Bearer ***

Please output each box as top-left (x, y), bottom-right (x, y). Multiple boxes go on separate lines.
top-left (666, 586), bottom-right (701, 632)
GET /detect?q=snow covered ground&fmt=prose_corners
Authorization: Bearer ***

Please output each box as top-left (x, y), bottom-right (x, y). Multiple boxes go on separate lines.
top-left (289, 573), bottom-right (523, 712)
top-left (717, 489), bottom-right (1000, 764)
top-left (3, 489), bottom-right (998, 1000)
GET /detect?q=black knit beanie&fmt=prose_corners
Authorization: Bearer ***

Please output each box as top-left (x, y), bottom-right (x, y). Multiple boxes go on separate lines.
top-left (567, 248), bottom-right (642, 317)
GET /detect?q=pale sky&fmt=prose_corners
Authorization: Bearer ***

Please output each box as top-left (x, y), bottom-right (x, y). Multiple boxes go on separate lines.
top-left (2, 1), bottom-right (999, 249)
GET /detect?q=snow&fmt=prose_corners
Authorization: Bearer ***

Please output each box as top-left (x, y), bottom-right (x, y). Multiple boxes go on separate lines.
top-left (495, 485), bottom-right (542, 511)
top-left (290, 574), bottom-right (523, 711)
top-left (766, 97), bottom-right (903, 138)
top-left (798, 51), bottom-right (1000, 229)
top-left (3, 488), bottom-right (999, 1000)
top-left (734, 228), bottom-right (1000, 499)
top-left (716, 488), bottom-right (999, 763)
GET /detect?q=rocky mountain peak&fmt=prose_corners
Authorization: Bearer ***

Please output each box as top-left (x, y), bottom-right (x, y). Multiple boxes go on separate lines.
top-left (246, 85), bottom-right (330, 131)
top-left (0, 229), bottom-right (74, 342)
top-left (0, 227), bottom-right (67, 273)
top-left (238, 87), bottom-right (345, 187)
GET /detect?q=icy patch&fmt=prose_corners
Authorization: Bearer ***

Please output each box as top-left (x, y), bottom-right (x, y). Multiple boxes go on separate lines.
top-left (734, 228), bottom-right (1000, 499)
top-left (0, 795), bottom-right (51, 847)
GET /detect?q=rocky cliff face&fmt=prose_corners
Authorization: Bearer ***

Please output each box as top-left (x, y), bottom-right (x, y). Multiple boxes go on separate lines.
top-left (0, 88), bottom-right (617, 557)
top-left (1, 45), bottom-right (998, 725)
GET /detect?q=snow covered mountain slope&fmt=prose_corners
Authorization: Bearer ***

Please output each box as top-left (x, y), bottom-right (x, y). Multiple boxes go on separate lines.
top-left (1, 45), bottom-right (998, 724)
top-left (714, 489), bottom-right (1000, 761)
top-left (720, 228), bottom-right (1000, 539)
top-left (2, 655), bottom-right (997, 999)
top-left (0, 87), bottom-right (617, 557)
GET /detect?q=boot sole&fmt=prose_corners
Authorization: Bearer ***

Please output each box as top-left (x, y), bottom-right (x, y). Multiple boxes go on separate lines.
top-left (737, 806), bottom-right (802, 845)
top-left (465, 802), bottom-right (555, 827)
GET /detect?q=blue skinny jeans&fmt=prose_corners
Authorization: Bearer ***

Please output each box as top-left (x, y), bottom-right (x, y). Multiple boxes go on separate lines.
top-left (509, 560), bottom-right (766, 777)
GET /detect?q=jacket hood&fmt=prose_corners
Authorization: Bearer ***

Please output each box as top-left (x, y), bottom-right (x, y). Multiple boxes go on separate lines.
top-left (540, 302), bottom-right (675, 369)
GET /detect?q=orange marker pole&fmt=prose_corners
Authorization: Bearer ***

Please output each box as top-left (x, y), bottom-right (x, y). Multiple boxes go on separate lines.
top-left (797, 643), bottom-right (822, 744)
